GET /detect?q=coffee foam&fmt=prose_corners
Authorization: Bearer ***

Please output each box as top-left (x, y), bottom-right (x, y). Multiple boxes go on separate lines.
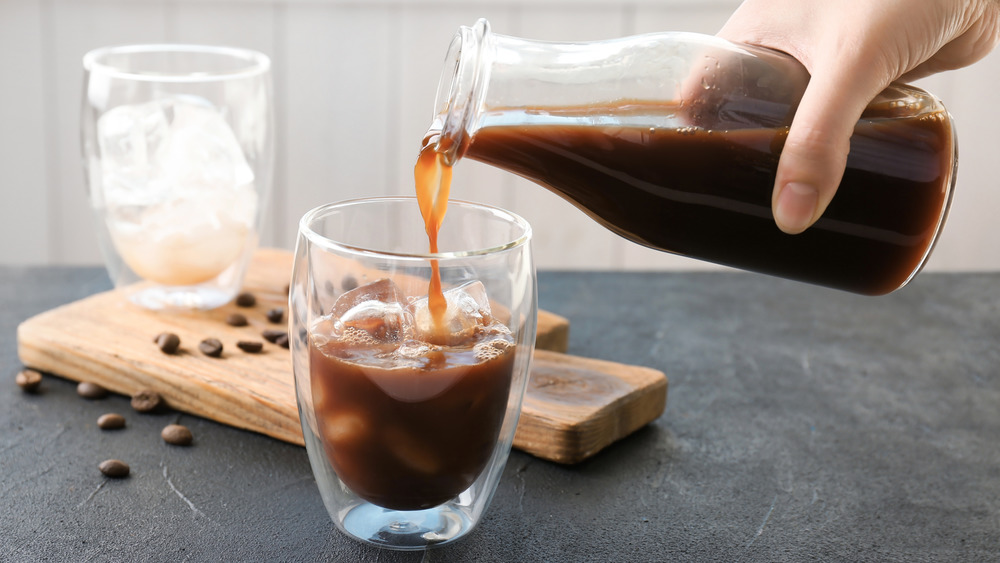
top-left (473, 335), bottom-right (514, 362)
top-left (339, 326), bottom-right (379, 347)
top-left (313, 308), bottom-right (515, 366)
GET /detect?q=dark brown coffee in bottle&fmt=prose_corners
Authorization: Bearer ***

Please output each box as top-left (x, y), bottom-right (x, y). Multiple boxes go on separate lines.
top-left (456, 99), bottom-right (953, 295)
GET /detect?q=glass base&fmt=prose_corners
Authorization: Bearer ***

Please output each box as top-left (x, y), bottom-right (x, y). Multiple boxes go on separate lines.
top-left (127, 285), bottom-right (234, 311)
top-left (340, 502), bottom-right (473, 550)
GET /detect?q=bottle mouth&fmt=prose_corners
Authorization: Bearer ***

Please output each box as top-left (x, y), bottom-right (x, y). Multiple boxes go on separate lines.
top-left (432, 19), bottom-right (492, 166)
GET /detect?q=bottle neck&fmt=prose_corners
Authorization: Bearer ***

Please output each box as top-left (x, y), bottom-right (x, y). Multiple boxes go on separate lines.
top-left (432, 19), bottom-right (492, 166)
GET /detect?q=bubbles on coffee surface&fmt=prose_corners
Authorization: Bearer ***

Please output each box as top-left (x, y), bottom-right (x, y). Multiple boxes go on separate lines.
top-left (312, 278), bottom-right (513, 368)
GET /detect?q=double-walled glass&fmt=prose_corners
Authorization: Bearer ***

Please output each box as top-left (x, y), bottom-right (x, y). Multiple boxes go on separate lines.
top-left (82, 44), bottom-right (274, 310)
top-left (290, 197), bottom-right (536, 550)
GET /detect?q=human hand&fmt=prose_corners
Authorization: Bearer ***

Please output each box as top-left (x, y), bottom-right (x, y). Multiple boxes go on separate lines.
top-left (718, 0), bottom-right (1000, 234)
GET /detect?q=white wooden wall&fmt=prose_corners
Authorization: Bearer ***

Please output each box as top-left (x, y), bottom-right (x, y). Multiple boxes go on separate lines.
top-left (3, 0), bottom-right (999, 272)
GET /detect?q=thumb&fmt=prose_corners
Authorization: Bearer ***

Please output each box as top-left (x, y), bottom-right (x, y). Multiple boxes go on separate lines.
top-left (772, 71), bottom-right (886, 234)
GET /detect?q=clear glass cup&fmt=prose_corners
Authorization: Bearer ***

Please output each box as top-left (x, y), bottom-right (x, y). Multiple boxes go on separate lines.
top-left (81, 44), bottom-right (274, 310)
top-left (290, 197), bottom-right (536, 550)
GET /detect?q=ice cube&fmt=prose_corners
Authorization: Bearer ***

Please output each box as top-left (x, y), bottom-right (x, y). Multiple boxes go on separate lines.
top-left (410, 281), bottom-right (494, 344)
top-left (95, 96), bottom-right (259, 285)
top-left (330, 278), bottom-right (411, 344)
top-left (383, 426), bottom-right (440, 475)
top-left (154, 96), bottom-right (255, 193)
top-left (97, 100), bottom-right (171, 204)
top-left (321, 411), bottom-right (368, 447)
top-left (97, 95), bottom-right (254, 205)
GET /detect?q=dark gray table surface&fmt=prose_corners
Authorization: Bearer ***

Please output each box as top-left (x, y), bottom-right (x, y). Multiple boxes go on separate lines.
top-left (2, 266), bottom-right (999, 562)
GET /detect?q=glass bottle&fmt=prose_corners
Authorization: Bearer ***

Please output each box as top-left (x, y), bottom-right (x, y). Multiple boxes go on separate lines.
top-left (427, 19), bottom-right (957, 296)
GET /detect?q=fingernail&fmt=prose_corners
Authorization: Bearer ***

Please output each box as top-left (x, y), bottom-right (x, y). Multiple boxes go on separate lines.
top-left (775, 182), bottom-right (818, 234)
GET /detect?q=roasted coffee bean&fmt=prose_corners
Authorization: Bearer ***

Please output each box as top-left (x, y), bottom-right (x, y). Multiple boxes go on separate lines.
top-left (266, 307), bottom-right (284, 324)
top-left (342, 275), bottom-right (359, 291)
top-left (155, 332), bottom-right (181, 355)
top-left (261, 329), bottom-right (286, 344)
top-left (237, 340), bottom-right (263, 353)
top-left (99, 459), bottom-right (130, 478)
top-left (199, 338), bottom-right (224, 358)
top-left (131, 389), bottom-right (163, 413)
top-left (225, 313), bottom-right (248, 327)
top-left (275, 333), bottom-right (290, 349)
top-left (161, 424), bottom-right (193, 446)
top-left (77, 381), bottom-right (108, 400)
top-left (97, 413), bottom-right (126, 430)
top-left (15, 369), bottom-right (42, 392)
top-left (235, 292), bottom-right (256, 307)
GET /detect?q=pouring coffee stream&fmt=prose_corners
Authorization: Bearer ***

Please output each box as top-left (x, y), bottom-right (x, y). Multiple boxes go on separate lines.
top-left (414, 133), bottom-right (451, 330)
top-left (417, 19), bottom-right (956, 296)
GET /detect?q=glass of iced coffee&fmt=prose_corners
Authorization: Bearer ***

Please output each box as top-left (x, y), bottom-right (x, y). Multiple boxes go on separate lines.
top-left (82, 44), bottom-right (273, 310)
top-left (290, 196), bottom-right (536, 550)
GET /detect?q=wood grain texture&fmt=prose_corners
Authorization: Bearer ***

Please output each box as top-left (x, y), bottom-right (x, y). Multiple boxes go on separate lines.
top-left (18, 258), bottom-right (301, 443)
top-left (515, 349), bottom-right (668, 464)
top-left (18, 248), bottom-right (665, 463)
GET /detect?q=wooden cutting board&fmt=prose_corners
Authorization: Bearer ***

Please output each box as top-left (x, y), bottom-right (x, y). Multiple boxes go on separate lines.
top-left (17, 248), bottom-right (666, 464)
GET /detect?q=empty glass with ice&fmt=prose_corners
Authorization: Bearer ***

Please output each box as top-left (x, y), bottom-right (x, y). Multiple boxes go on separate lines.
top-left (290, 197), bottom-right (536, 550)
top-left (82, 45), bottom-right (273, 309)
